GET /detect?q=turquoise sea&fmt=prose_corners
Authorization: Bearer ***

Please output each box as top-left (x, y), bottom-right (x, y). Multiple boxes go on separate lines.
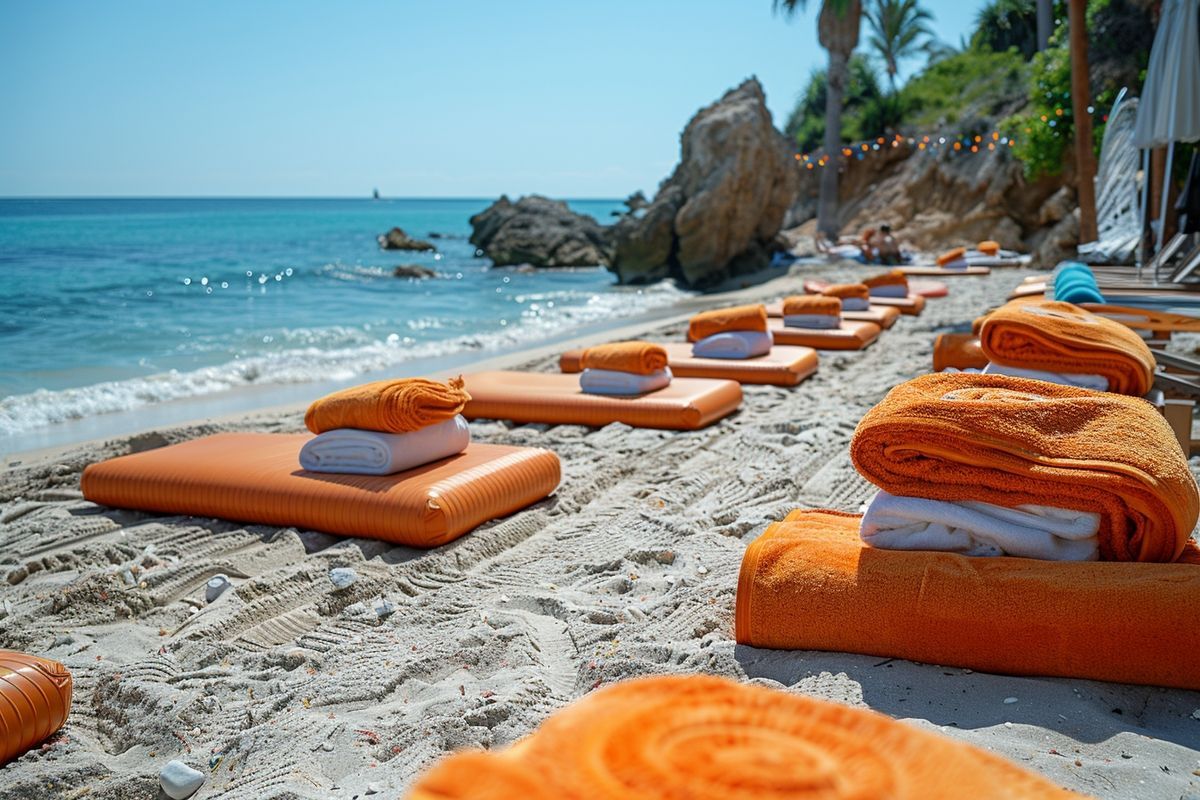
top-left (0, 198), bottom-right (691, 453)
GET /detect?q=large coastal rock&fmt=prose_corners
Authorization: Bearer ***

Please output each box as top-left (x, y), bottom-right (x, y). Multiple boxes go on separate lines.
top-left (468, 195), bottom-right (611, 268)
top-left (610, 78), bottom-right (798, 288)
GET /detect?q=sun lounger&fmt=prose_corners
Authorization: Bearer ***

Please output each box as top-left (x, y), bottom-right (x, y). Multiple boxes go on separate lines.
top-left (765, 318), bottom-right (881, 350)
top-left (899, 265), bottom-right (991, 277)
top-left (461, 371), bottom-right (741, 430)
top-left (793, 280), bottom-right (927, 315)
top-left (0, 651), bottom-right (73, 765)
top-left (735, 509), bottom-right (1200, 690)
top-left (559, 342), bottom-right (818, 386)
top-left (408, 673), bottom-right (1086, 800)
top-left (81, 433), bottom-right (561, 548)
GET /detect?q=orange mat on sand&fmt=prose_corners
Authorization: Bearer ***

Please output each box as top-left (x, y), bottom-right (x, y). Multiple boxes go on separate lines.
top-left (767, 318), bottom-right (881, 350)
top-left (559, 343), bottom-right (818, 387)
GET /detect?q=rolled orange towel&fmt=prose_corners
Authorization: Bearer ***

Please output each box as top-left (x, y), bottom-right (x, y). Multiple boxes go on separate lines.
top-left (978, 240), bottom-right (1001, 255)
top-left (937, 246), bottom-right (966, 266)
top-left (819, 283), bottom-right (870, 301)
top-left (735, 509), bottom-right (1200, 690)
top-left (781, 295), bottom-right (841, 316)
top-left (579, 341), bottom-right (668, 375)
top-left (304, 376), bottom-right (471, 434)
top-left (687, 304), bottom-right (768, 342)
top-left (932, 333), bottom-right (988, 372)
top-left (979, 301), bottom-right (1155, 395)
top-left (850, 373), bottom-right (1199, 562)
top-left (407, 674), bottom-right (1085, 799)
top-left (862, 269), bottom-right (908, 290)
top-left (0, 651), bottom-right (73, 764)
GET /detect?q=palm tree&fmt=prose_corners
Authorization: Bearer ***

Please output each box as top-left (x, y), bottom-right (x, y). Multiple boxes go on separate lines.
top-left (864, 0), bottom-right (935, 93)
top-left (775, 0), bottom-right (863, 243)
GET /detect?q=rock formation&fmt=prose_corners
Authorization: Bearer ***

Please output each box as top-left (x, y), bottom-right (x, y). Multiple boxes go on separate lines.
top-left (468, 195), bottom-right (611, 268)
top-left (378, 227), bottom-right (436, 252)
top-left (392, 264), bottom-right (437, 279)
top-left (786, 137), bottom-right (1076, 265)
top-left (610, 78), bottom-right (798, 288)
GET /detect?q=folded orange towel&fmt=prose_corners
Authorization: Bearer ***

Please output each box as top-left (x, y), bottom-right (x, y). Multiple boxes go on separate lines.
top-left (0, 651), bottom-right (73, 764)
top-left (862, 270), bottom-right (908, 290)
top-left (979, 301), bottom-right (1156, 395)
top-left (687, 304), bottom-right (768, 342)
top-left (407, 674), bottom-right (1084, 799)
top-left (736, 509), bottom-right (1200, 689)
top-left (781, 295), bottom-right (841, 316)
top-left (850, 373), bottom-right (1198, 562)
top-left (933, 333), bottom-right (988, 372)
top-left (578, 341), bottom-right (668, 375)
top-left (305, 377), bottom-right (471, 434)
top-left (937, 246), bottom-right (966, 266)
top-left (978, 240), bottom-right (1001, 255)
top-left (819, 283), bottom-right (869, 301)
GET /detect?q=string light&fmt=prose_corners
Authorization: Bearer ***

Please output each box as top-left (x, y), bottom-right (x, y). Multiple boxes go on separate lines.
top-left (795, 129), bottom-right (1023, 168)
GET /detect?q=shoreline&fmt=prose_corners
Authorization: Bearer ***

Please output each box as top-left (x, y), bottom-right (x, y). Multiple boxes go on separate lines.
top-left (1, 262), bottom-right (796, 467)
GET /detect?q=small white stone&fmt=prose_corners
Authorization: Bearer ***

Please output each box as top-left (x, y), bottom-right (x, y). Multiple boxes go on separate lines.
top-left (320, 741), bottom-right (334, 752)
top-left (160, 760), bottom-right (205, 800)
top-left (696, 565), bottom-right (708, 575)
top-left (1003, 721), bottom-right (1013, 728)
top-left (1192, 708), bottom-right (1200, 720)
top-left (329, 567), bottom-right (357, 590)
top-left (498, 594), bottom-right (510, 603)
top-left (1003, 697), bottom-right (1018, 705)
top-left (205, 574), bottom-right (231, 602)
top-left (365, 783), bottom-right (385, 795)
top-left (374, 600), bottom-right (395, 618)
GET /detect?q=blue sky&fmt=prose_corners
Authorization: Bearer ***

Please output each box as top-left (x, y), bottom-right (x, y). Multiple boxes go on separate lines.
top-left (0, 0), bottom-right (982, 198)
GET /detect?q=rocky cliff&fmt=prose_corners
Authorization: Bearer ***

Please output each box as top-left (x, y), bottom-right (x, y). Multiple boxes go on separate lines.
top-left (610, 78), bottom-right (798, 289)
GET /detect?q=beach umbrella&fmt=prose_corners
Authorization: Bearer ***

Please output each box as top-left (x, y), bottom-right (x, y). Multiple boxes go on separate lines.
top-left (1132, 0), bottom-right (1200, 254)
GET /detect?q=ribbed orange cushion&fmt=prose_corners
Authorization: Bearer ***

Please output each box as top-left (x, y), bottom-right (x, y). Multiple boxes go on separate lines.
top-left (767, 318), bottom-right (881, 351)
top-left (559, 343), bottom-right (819, 387)
top-left (462, 371), bottom-right (741, 430)
top-left (81, 434), bottom-right (561, 548)
top-left (0, 651), bottom-right (73, 765)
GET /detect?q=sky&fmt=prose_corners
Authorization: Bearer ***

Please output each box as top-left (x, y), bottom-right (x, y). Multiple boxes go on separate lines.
top-left (0, 0), bottom-right (982, 199)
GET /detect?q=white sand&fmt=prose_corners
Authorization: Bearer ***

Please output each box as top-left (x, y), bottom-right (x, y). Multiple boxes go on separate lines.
top-left (1, 264), bottom-right (1198, 799)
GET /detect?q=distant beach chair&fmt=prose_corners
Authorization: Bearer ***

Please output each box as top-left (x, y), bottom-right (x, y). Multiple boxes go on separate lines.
top-left (460, 371), bottom-right (742, 430)
top-left (1078, 90), bottom-right (1143, 266)
top-left (559, 342), bottom-right (820, 385)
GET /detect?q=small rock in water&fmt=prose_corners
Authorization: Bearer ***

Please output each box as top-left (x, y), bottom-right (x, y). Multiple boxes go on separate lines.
top-left (329, 567), bottom-right (357, 590)
top-left (1003, 697), bottom-right (1018, 705)
top-left (205, 574), bottom-right (231, 602)
top-left (160, 760), bottom-right (205, 799)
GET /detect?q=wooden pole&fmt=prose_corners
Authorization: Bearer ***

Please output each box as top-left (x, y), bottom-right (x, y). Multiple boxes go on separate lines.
top-left (1068, 0), bottom-right (1098, 243)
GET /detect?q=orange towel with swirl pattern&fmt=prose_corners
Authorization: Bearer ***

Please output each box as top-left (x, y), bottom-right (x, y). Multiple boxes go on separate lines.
top-left (782, 295), bottom-right (841, 316)
top-left (305, 377), bottom-right (470, 434)
top-left (407, 674), bottom-right (1085, 800)
top-left (819, 283), bottom-right (869, 301)
top-left (850, 373), bottom-right (1198, 562)
top-left (687, 304), bottom-right (768, 341)
top-left (862, 270), bottom-right (908, 290)
top-left (978, 301), bottom-right (1156, 396)
top-left (579, 341), bottom-right (668, 375)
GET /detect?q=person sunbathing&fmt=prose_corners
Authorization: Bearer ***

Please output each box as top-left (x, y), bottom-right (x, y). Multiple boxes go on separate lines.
top-left (860, 224), bottom-right (901, 265)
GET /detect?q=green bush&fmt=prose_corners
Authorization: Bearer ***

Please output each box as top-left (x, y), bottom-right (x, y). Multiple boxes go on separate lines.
top-left (897, 48), bottom-right (1027, 130)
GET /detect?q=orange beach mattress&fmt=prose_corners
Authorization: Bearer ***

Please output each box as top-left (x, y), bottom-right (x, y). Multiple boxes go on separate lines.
top-left (558, 343), bottom-right (818, 387)
top-left (81, 434), bottom-right (561, 548)
top-left (0, 651), bottom-right (73, 765)
top-left (736, 510), bottom-right (1200, 689)
top-left (462, 371), bottom-right (741, 430)
top-left (799, 281), bottom-right (928, 315)
top-left (900, 265), bottom-right (991, 277)
top-left (767, 318), bottom-right (881, 351)
top-left (932, 332), bottom-right (988, 372)
top-left (765, 300), bottom-right (900, 329)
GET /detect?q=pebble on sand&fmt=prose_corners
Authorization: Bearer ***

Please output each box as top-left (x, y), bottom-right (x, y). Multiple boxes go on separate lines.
top-left (160, 760), bottom-right (205, 800)
top-left (329, 567), bottom-right (358, 590)
top-left (205, 574), bottom-right (231, 602)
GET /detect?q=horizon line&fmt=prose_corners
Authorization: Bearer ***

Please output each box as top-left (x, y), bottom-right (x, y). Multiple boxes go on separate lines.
top-left (0, 195), bottom-right (627, 202)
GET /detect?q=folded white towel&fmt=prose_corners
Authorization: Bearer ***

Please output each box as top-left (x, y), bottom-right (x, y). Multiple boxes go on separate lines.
top-left (868, 284), bottom-right (907, 298)
top-left (691, 330), bottom-right (773, 359)
top-left (299, 415), bottom-right (470, 475)
top-left (783, 313), bottom-right (840, 330)
top-left (840, 297), bottom-right (870, 311)
top-left (982, 362), bottom-right (1109, 392)
top-left (579, 367), bottom-right (672, 396)
top-left (860, 489), bottom-right (1100, 561)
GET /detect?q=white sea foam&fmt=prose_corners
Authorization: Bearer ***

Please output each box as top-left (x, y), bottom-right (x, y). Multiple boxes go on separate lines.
top-left (0, 281), bottom-right (691, 437)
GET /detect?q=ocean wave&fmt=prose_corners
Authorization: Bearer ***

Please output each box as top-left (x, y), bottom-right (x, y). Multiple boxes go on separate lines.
top-left (0, 280), bottom-right (691, 437)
